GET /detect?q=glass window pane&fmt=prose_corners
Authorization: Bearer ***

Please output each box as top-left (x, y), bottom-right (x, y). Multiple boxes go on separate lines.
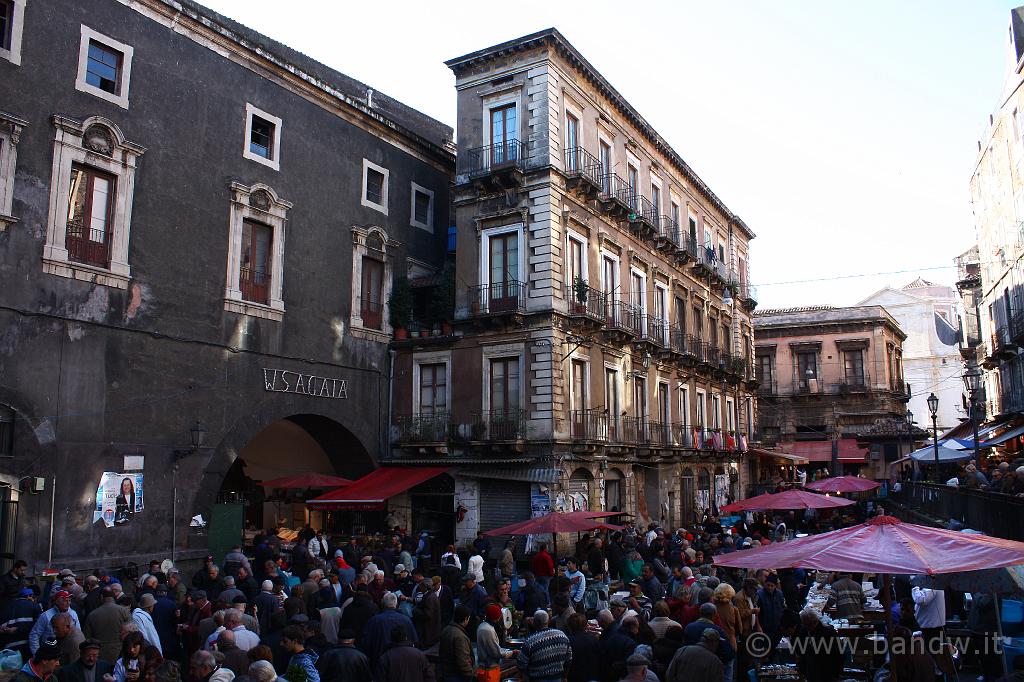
top-left (86, 42), bottom-right (120, 93)
top-left (89, 176), bottom-right (110, 237)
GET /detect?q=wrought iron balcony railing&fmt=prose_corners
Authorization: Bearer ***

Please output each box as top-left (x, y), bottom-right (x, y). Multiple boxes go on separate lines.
top-left (569, 409), bottom-right (608, 442)
top-left (468, 280), bottom-right (526, 316)
top-left (604, 300), bottom-right (643, 336)
top-left (563, 146), bottom-right (603, 189)
top-left (394, 412), bottom-right (450, 443)
top-left (643, 315), bottom-right (668, 347)
top-left (566, 283), bottom-right (606, 321)
top-left (464, 139), bottom-right (527, 178)
top-left (470, 408), bottom-right (528, 440)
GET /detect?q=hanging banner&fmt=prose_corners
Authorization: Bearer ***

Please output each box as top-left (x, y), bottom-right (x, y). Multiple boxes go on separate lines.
top-left (93, 472), bottom-right (144, 528)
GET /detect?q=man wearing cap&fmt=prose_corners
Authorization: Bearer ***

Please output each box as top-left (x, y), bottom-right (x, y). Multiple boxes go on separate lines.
top-left (29, 590), bottom-right (80, 655)
top-left (183, 590), bottom-right (212, 654)
top-left (666, 628), bottom-right (724, 682)
top-left (14, 641), bottom-right (61, 682)
top-left (82, 589), bottom-right (128, 663)
top-left (476, 603), bottom-right (514, 681)
top-left (1, 587), bottom-right (40, 658)
top-left (757, 574), bottom-right (786, 646)
top-left (457, 575), bottom-right (487, 626)
top-left (165, 572), bottom-right (186, 609)
top-left (316, 628), bottom-right (370, 682)
top-left (131, 594), bottom-right (162, 655)
top-left (56, 639), bottom-right (112, 682)
top-left (52, 612), bottom-right (84, 665)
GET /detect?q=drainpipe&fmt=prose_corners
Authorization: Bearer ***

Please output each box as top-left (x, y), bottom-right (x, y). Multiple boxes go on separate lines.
top-left (386, 350), bottom-right (395, 464)
top-left (46, 475), bottom-right (55, 568)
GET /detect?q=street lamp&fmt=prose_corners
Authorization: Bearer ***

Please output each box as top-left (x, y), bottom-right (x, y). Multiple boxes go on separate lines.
top-left (963, 368), bottom-right (983, 468)
top-left (927, 393), bottom-right (940, 483)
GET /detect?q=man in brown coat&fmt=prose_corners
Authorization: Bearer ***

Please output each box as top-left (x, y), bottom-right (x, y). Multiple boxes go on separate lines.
top-left (411, 580), bottom-right (441, 649)
top-left (438, 606), bottom-right (473, 682)
top-left (82, 589), bottom-right (129, 663)
top-left (666, 628), bottom-right (724, 682)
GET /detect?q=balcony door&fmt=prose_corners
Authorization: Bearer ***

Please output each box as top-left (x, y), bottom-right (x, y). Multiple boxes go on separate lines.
top-left (571, 359), bottom-right (587, 438)
top-left (603, 255), bottom-right (618, 324)
top-left (488, 231), bottom-right (519, 312)
top-left (605, 368), bottom-right (619, 440)
top-left (797, 352), bottom-right (818, 390)
top-left (599, 140), bottom-right (611, 194)
top-left (489, 356), bottom-right (520, 439)
top-left (241, 219), bottom-right (273, 305)
top-left (565, 112), bottom-right (579, 171)
top-left (627, 164), bottom-right (639, 211)
top-left (490, 104), bottom-right (517, 164)
top-left (419, 363), bottom-right (447, 415)
top-left (843, 350), bottom-right (865, 386)
top-left (658, 382), bottom-right (670, 442)
top-left (360, 256), bottom-right (384, 329)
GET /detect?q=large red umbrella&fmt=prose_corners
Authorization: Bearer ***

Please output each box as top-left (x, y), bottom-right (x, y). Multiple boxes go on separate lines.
top-left (713, 515), bottom-right (1024, 574)
top-left (260, 473), bottom-right (354, 489)
top-left (804, 476), bottom-right (880, 494)
top-left (482, 510), bottom-right (621, 536)
top-left (720, 489), bottom-right (855, 513)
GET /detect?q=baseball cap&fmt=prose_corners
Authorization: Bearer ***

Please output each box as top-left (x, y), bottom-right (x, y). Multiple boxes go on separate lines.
top-left (610, 596), bottom-right (627, 608)
top-left (394, 564), bottom-right (406, 573)
top-left (58, 569), bottom-right (76, 578)
top-left (53, 590), bottom-right (71, 600)
top-left (192, 589), bottom-right (207, 600)
top-left (19, 588), bottom-right (32, 597)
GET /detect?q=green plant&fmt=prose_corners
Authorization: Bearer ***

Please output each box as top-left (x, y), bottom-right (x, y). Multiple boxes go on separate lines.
top-left (430, 266), bottom-right (456, 322)
top-left (572, 276), bottom-right (589, 306)
top-left (388, 276), bottom-right (413, 330)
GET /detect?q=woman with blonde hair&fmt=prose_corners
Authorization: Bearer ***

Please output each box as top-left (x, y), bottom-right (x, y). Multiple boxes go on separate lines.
top-left (712, 583), bottom-right (743, 655)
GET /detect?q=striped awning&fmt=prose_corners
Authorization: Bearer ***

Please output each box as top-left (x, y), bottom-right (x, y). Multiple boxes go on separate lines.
top-left (457, 466), bottom-right (561, 484)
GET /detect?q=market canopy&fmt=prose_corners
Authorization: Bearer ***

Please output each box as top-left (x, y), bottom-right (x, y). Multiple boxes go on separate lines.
top-left (307, 466), bottom-right (449, 510)
top-left (482, 510), bottom-right (621, 537)
top-left (720, 489), bottom-right (855, 513)
top-left (713, 515), bottom-right (1024, 574)
top-left (751, 448), bottom-right (808, 465)
top-left (910, 442), bottom-right (973, 463)
top-left (260, 473), bottom-right (354, 489)
top-left (981, 423), bottom-right (1024, 448)
top-left (804, 476), bottom-right (881, 494)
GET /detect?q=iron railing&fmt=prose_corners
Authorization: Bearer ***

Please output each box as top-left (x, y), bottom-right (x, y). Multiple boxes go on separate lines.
top-left (468, 280), bottom-right (526, 316)
top-left (563, 147), bottom-right (603, 188)
top-left (604, 300), bottom-right (643, 336)
top-left (643, 315), bottom-right (668, 347)
top-left (470, 409), bottom-right (528, 440)
top-left (464, 139), bottom-right (527, 178)
top-left (705, 343), bottom-right (720, 367)
top-left (630, 195), bottom-right (657, 227)
top-left (670, 327), bottom-right (693, 357)
top-left (65, 219), bottom-right (110, 269)
top-left (658, 216), bottom-right (679, 245)
top-left (622, 416), bottom-right (648, 444)
top-left (895, 482), bottom-right (1024, 542)
top-left (601, 173), bottom-right (634, 212)
top-left (672, 423), bottom-right (695, 448)
top-left (240, 266), bottom-right (270, 305)
top-left (688, 335), bottom-right (706, 363)
top-left (1011, 310), bottom-right (1024, 343)
top-left (569, 409), bottom-right (608, 442)
top-left (394, 412), bottom-right (450, 443)
top-left (566, 283), bottom-right (606, 321)
top-left (360, 297), bottom-right (383, 330)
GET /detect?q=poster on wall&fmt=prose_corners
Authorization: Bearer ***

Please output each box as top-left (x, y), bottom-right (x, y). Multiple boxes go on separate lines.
top-left (93, 473), bottom-right (144, 528)
top-left (714, 475), bottom-right (730, 515)
top-left (525, 490), bottom-right (552, 555)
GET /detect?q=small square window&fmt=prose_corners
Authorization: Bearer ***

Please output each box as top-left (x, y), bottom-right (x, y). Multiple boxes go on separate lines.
top-left (243, 104), bottom-right (282, 171)
top-left (0, 1), bottom-right (12, 52)
top-left (366, 170), bottom-right (384, 205)
top-left (86, 41), bottom-right (122, 94)
top-left (414, 191), bottom-right (430, 224)
top-left (410, 182), bottom-right (434, 231)
top-left (361, 159), bottom-right (389, 215)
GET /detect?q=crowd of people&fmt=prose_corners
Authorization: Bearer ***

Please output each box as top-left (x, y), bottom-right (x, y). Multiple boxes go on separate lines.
top-left (0, 509), bottom-right (1011, 682)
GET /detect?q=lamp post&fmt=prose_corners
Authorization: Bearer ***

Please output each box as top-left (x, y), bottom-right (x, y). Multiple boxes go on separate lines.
top-left (927, 393), bottom-right (940, 483)
top-left (963, 368), bottom-right (983, 469)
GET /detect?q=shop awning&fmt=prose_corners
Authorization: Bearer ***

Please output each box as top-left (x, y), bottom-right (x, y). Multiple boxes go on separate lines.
top-left (784, 438), bottom-right (868, 463)
top-left (751, 448), bottom-right (808, 465)
top-left (307, 466), bottom-right (449, 510)
top-left (457, 466), bottom-right (561, 484)
top-left (981, 422), bottom-right (1024, 447)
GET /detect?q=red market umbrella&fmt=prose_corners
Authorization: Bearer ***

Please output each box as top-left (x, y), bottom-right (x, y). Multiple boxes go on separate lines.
top-left (713, 515), bottom-right (1024, 575)
top-left (482, 510), bottom-right (622, 537)
top-left (720, 489), bottom-right (855, 513)
top-left (804, 476), bottom-right (881, 494)
top-left (260, 473), bottom-right (354, 489)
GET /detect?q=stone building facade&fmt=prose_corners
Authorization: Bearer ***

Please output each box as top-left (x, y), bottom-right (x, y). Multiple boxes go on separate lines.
top-left (754, 306), bottom-right (909, 480)
top-left (0, 0), bottom-right (452, 569)
top-left (389, 29), bottom-right (760, 548)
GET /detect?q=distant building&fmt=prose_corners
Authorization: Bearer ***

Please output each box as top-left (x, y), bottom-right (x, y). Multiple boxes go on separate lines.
top-left (754, 305), bottom-right (909, 480)
top-left (857, 278), bottom-right (963, 431)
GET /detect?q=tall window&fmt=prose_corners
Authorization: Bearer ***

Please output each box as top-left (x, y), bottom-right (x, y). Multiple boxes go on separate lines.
top-left (711, 394), bottom-right (721, 429)
top-left (630, 271), bottom-right (645, 314)
top-left (602, 255), bottom-right (618, 324)
top-left (651, 184), bottom-right (661, 216)
top-left (627, 164), bottom-right (639, 210)
top-left (490, 357), bottom-right (520, 415)
top-left (366, 169), bottom-right (385, 205)
top-left (692, 306), bottom-right (703, 341)
top-left (688, 216), bottom-right (698, 247)
top-left (240, 220), bottom-right (272, 305)
top-left (658, 383), bottom-right (670, 426)
top-left (1, 1), bottom-right (13, 51)
top-left (844, 349), bottom-right (865, 386)
top-left (567, 237), bottom-right (584, 284)
top-left (797, 352), bottom-right (818, 389)
top-left (66, 165), bottom-right (114, 268)
top-left (726, 398), bottom-right (735, 432)
top-left (674, 296), bottom-right (686, 334)
top-left (679, 386), bottom-right (690, 429)
top-left (605, 368), bottom-right (620, 439)
top-left (360, 256), bottom-right (384, 330)
top-left (695, 391), bottom-right (706, 429)
top-left (599, 140), bottom-right (611, 193)
top-left (671, 202), bottom-right (680, 230)
top-left (571, 359), bottom-right (587, 412)
top-left (419, 363), bottom-right (447, 415)
top-left (488, 231), bottom-right (519, 312)
top-left (565, 113), bottom-right (579, 171)
top-left (709, 321), bottom-right (718, 350)
top-left (0, 404), bottom-right (12, 457)
top-left (757, 355), bottom-right (774, 387)
top-left (634, 377), bottom-right (647, 420)
top-left (413, 189), bottom-right (432, 226)
top-left (655, 286), bottom-right (668, 342)
top-left (490, 104), bottom-right (517, 162)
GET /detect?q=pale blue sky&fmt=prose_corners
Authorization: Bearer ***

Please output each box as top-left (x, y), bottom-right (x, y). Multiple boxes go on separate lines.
top-left (202, 0), bottom-right (1017, 308)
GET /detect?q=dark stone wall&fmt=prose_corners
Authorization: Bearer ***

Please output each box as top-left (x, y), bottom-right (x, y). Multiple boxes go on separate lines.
top-left (0, 0), bottom-right (452, 569)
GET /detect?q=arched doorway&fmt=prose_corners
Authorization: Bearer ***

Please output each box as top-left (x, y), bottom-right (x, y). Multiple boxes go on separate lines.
top-left (604, 468), bottom-right (624, 512)
top-left (212, 414), bottom-right (373, 558)
top-left (567, 468), bottom-right (593, 511)
top-left (680, 468), bottom-right (695, 526)
top-left (696, 469), bottom-right (711, 520)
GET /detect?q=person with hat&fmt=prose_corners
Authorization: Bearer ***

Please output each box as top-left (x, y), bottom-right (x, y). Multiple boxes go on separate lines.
top-left (15, 641), bottom-right (61, 682)
top-left (182, 590), bottom-right (212, 654)
top-left (457, 575), bottom-right (487, 627)
top-left (30, 590), bottom-right (80, 655)
top-left (52, 612), bottom-right (85, 665)
top-left (316, 628), bottom-right (371, 682)
top-left (378, 624), bottom-right (433, 682)
top-left (131, 594), bottom-right (161, 656)
top-left (82, 588), bottom-right (128, 664)
top-left (757, 574), bottom-right (786, 647)
top-left (1, 587), bottom-right (40, 659)
top-left (56, 639), bottom-right (112, 682)
top-left (410, 576), bottom-right (440, 650)
top-left (476, 604), bottom-right (514, 682)
top-left (665, 628), bottom-right (724, 682)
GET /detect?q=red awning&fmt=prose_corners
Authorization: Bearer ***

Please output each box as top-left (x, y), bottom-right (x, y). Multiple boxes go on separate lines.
top-left (784, 438), bottom-right (867, 462)
top-left (307, 466), bottom-right (449, 510)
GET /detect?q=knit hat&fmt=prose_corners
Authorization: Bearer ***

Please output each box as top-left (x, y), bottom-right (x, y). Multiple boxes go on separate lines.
top-left (485, 604), bottom-right (502, 622)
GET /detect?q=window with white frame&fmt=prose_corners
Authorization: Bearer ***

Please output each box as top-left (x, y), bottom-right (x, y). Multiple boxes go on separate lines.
top-left (570, 358), bottom-right (588, 412)
top-left (242, 104), bottom-right (282, 170)
top-left (695, 389), bottom-right (706, 430)
top-left (413, 353), bottom-right (450, 415)
top-left (350, 227), bottom-right (394, 336)
top-left (478, 224), bottom-right (523, 314)
top-left (711, 393), bottom-right (721, 429)
top-left (0, 112), bottom-right (26, 229)
top-left (654, 283), bottom-right (669, 342)
top-left (75, 26), bottom-right (133, 109)
top-left (630, 267), bottom-right (646, 316)
top-left (651, 175), bottom-right (662, 218)
top-left (0, 0), bottom-right (25, 65)
top-left (726, 397), bottom-right (735, 432)
top-left (223, 182), bottom-right (290, 320)
top-left (43, 115), bottom-right (145, 289)
top-left (679, 385), bottom-right (690, 429)
top-left (361, 158), bottom-right (389, 215)
top-left (410, 182), bottom-right (434, 232)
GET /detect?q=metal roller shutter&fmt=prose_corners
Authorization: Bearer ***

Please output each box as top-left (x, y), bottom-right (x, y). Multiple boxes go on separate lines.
top-left (478, 479), bottom-right (531, 553)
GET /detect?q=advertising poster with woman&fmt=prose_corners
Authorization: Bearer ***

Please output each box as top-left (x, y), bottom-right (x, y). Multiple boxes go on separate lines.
top-left (93, 473), bottom-right (144, 528)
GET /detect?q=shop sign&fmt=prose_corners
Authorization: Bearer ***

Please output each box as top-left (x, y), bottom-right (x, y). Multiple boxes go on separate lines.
top-left (262, 368), bottom-right (349, 399)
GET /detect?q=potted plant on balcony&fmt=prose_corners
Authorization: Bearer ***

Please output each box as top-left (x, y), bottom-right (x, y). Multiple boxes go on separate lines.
top-left (388, 276), bottom-right (412, 339)
top-left (571, 276), bottom-right (589, 314)
top-left (431, 266), bottom-right (456, 335)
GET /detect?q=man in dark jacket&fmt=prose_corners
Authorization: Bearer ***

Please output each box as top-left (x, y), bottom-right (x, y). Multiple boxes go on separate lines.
top-left (151, 586), bottom-right (180, 660)
top-left (255, 580), bottom-right (281, 636)
top-left (339, 585), bottom-right (378, 639)
top-left (438, 606), bottom-right (473, 682)
top-left (57, 639), bottom-right (112, 682)
top-left (757, 575), bottom-right (787, 644)
top-left (793, 609), bottom-right (843, 682)
top-left (411, 582), bottom-right (441, 650)
top-left (0, 561), bottom-right (27, 614)
top-left (214, 630), bottom-right (250, 677)
top-left (1, 588), bottom-right (41, 659)
top-left (82, 589), bottom-right (129, 664)
top-left (683, 604), bottom-right (736, 666)
top-left (380, 626), bottom-right (434, 682)
top-left (517, 572), bottom-right (549, 615)
top-left (566, 613), bottom-right (601, 682)
top-left (359, 594), bottom-right (417, 679)
top-left (15, 642), bottom-right (60, 682)
top-left (317, 629), bottom-right (371, 682)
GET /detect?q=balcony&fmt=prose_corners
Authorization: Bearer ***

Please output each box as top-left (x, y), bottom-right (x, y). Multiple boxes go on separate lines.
top-left (1010, 311), bottom-right (1024, 344)
top-left (563, 147), bottom-right (603, 198)
top-left (598, 173), bottom-right (633, 219)
top-left (463, 139), bottom-right (526, 189)
top-left (794, 377), bottom-right (824, 395)
top-left (647, 421), bottom-right (672, 447)
top-left (673, 234), bottom-right (696, 264)
top-left (570, 409), bottom-right (608, 442)
top-left (994, 325), bottom-right (1018, 359)
top-left (687, 335), bottom-right (706, 365)
top-left (566, 282), bottom-right (606, 327)
top-left (394, 413), bottom-right (450, 444)
top-left (724, 355), bottom-right (748, 383)
top-left (671, 423), bottom-right (695, 448)
top-left (757, 378), bottom-right (777, 397)
top-left (656, 217), bottom-right (679, 253)
top-left (738, 282), bottom-right (758, 310)
top-left (704, 343), bottom-right (721, 368)
top-left (640, 314), bottom-right (668, 349)
top-left (468, 280), bottom-right (526, 318)
top-left (470, 409), bottom-right (528, 441)
top-left (828, 373), bottom-right (871, 394)
top-left (669, 327), bottom-right (695, 361)
top-left (691, 243), bottom-right (717, 279)
top-left (66, 219), bottom-right (111, 269)
top-left (628, 195), bottom-right (658, 240)
top-left (360, 297), bottom-right (383, 331)
top-left (603, 300), bottom-right (642, 341)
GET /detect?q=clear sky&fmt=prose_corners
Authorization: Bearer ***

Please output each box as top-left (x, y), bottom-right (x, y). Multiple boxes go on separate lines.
top-left (201, 0), bottom-right (1018, 308)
